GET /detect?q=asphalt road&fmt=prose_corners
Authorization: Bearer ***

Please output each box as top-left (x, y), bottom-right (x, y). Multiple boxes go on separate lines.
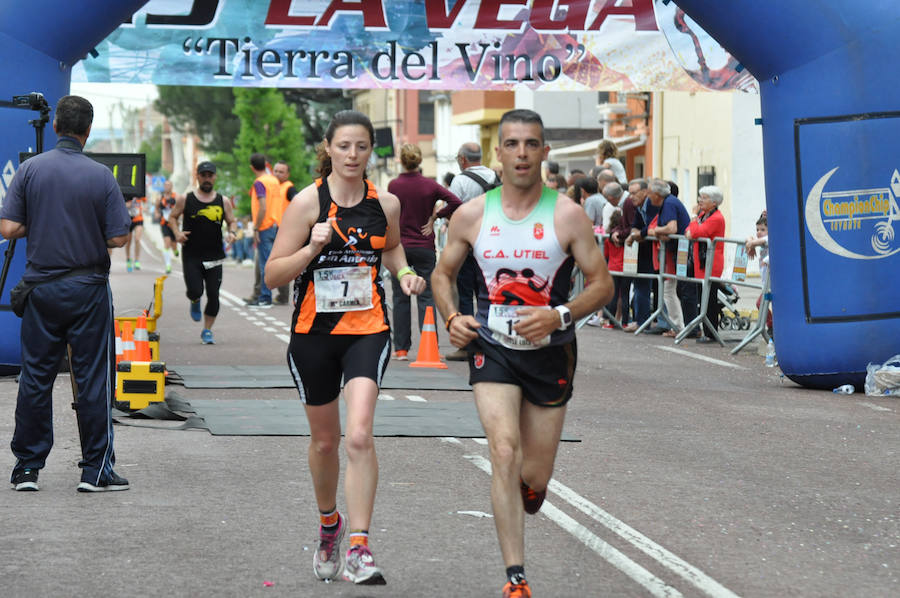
top-left (1, 233), bottom-right (897, 598)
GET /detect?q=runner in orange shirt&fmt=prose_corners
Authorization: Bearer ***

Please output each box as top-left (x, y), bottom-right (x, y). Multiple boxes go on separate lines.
top-left (266, 110), bottom-right (425, 586)
top-left (124, 194), bottom-right (145, 271)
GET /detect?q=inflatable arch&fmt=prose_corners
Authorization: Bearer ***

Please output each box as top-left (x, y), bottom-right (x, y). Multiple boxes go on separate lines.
top-left (2, 0), bottom-right (899, 387)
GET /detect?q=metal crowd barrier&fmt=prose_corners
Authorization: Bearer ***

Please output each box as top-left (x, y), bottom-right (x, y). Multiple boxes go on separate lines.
top-left (435, 222), bottom-right (771, 355)
top-left (591, 232), bottom-right (679, 333)
top-left (588, 232), bottom-right (770, 354)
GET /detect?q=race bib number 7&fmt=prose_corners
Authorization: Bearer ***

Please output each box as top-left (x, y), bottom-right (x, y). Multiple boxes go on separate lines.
top-left (314, 266), bottom-right (373, 312)
top-left (487, 304), bottom-right (550, 350)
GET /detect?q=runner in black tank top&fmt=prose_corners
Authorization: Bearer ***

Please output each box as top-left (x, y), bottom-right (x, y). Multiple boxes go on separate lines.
top-left (169, 162), bottom-right (236, 345)
top-left (264, 111), bottom-right (426, 586)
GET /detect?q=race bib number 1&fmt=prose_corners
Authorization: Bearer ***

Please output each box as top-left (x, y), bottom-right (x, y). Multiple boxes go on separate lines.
top-left (314, 266), bottom-right (373, 312)
top-left (487, 304), bottom-right (550, 350)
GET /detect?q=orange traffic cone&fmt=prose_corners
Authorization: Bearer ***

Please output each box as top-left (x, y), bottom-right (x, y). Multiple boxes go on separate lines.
top-left (410, 306), bottom-right (448, 369)
top-left (121, 321), bottom-right (136, 362)
top-left (134, 314), bottom-right (152, 361)
top-left (114, 321), bottom-right (124, 365)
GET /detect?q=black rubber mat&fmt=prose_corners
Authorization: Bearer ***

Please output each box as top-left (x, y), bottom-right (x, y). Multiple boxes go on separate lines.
top-left (168, 364), bottom-right (471, 391)
top-left (113, 392), bottom-right (578, 440)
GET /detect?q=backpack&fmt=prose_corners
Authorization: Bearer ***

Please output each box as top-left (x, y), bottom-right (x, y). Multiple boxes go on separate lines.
top-left (460, 169), bottom-right (501, 193)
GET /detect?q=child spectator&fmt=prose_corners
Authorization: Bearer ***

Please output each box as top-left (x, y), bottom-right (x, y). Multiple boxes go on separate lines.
top-left (745, 211), bottom-right (772, 335)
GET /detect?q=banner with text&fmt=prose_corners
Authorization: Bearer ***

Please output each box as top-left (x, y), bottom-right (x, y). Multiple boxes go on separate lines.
top-left (72, 0), bottom-right (757, 92)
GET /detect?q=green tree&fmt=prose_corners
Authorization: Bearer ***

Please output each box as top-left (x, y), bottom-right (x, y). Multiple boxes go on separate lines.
top-left (281, 89), bottom-right (350, 143)
top-left (231, 88), bottom-right (314, 215)
top-left (154, 86), bottom-right (240, 153)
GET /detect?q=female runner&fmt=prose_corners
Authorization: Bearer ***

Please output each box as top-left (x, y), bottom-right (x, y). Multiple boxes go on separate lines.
top-left (265, 110), bottom-right (425, 586)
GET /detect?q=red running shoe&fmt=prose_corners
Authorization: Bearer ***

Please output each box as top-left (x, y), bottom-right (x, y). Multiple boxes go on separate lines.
top-left (520, 480), bottom-right (546, 514)
top-left (503, 579), bottom-right (532, 597)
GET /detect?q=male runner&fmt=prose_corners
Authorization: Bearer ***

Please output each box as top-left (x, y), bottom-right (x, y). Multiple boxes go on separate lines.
top-left (124, 194), bottom-right (145, 271)
top-left (157, 180), bottom-right (180, 273)
top-left (169, 161), bottom-right (236, 344)
top-left (432, 109), bottom-right (613, 598)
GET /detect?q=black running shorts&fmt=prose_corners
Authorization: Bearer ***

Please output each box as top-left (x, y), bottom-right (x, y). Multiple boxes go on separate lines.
top-left (160, 224), bottom-right (175, 240)
top-left (287, 331), bottom-right (391, 406)
top-left (468, 337), bottom-right (577, 408)
top-left (129, 220), bottom-right (143, 232)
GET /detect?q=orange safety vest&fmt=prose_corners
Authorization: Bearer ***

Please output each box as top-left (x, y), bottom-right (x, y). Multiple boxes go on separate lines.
top-left (275, 179), bottom-right (297, 225)
top-left (251, 173), bottom-right (282, 231)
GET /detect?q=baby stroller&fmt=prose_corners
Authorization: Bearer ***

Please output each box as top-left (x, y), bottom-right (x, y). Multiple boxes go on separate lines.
top-left (718, 284), bottom-right (750, 330)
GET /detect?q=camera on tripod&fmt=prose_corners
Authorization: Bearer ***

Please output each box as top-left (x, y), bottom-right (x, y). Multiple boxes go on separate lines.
top-left (12, 92), bottom-right (49, 111)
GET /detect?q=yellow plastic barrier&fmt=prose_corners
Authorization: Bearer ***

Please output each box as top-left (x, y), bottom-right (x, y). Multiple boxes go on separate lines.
top-left (115, 361), bottom-right (166, 410)
top-left (116, 275), bottom-right (166, 333)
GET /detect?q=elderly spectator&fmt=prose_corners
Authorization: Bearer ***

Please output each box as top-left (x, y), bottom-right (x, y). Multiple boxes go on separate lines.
top-left (661, 178), bottom-right (699, 334)
top-left (686, 185), bottom-right (727, 342)
top-left (601, 182), bottom-right (624, 231)
top-left (626, 178), bottom-right (663, 331)
top-left (596, 168), bottom-right (617, 188)
top-left (646, 178), bottom-right (691, 337)
top-left (610, 180), bottom-right (641, 332)
top-left (596, 139), bottom-right (627, 184)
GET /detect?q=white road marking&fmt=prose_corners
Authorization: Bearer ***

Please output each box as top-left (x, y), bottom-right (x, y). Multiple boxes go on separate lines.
top-left (378, 394), bottom-right (395, 401)
top-left (655, 346), bottom-right (746, 370)
top-left (457, 510), bottom-right (493, 518)
top-left (860, 402), bottom-right (893, 412)
top-left (253, 321), bottom-right (265, 327)
top-left (263, 327), bottom-right (276, 332)
top-left (472, 438), bottom-right (488, 445)
top-left (406, 395), bottom-right (427, 402)
top-left (245, 316), bottom-right (259, 322)
top-left (440, 437), bottom-right (462, 444)
top-left (464, 455), bottom-right (683, 598)
top-left (547, 478), bottom-right (742, 598)
top-left (219, 288), bottom-right (246, 306)
top-left (275, 334), bottom-right (290, 344)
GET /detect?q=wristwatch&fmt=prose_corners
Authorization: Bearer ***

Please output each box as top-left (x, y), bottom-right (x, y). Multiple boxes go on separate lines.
top-left (554, 305), bottom-right (572, 331)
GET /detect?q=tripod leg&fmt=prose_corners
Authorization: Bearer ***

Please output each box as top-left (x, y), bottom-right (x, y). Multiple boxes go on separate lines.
top-left (67, 344), bottom-right (79, 408)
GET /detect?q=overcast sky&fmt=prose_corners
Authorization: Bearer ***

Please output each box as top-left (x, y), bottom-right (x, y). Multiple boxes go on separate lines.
top-left (70, 82), bottom-right (158, 130)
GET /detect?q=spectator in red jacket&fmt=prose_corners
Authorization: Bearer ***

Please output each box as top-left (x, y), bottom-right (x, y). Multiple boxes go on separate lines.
top-left (686, 185), bottom-right (726, 342)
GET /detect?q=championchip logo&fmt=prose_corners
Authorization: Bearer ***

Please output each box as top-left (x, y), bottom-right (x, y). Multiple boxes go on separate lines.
top-left (805, 167), bottom-right (900, 259)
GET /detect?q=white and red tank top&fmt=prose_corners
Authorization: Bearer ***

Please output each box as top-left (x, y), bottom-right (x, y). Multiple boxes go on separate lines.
top-left (473, 186), bottom-right (575, 350)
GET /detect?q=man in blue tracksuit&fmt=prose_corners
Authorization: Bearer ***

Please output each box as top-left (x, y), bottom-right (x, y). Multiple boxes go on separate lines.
top-left (0, 95), bottom-right (132, 492)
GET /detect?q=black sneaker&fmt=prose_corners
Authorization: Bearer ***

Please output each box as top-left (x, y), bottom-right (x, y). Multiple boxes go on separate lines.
top-left (77, 471), bottom-right (130, 493)
top-left (11, 468), bottom-right (39, 491)
top-left (246, 298), bottom-right (272, 309)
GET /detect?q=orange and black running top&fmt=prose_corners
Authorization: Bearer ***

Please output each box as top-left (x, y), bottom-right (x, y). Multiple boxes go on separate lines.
top-left (292, 177), bottom-right (389, 335)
